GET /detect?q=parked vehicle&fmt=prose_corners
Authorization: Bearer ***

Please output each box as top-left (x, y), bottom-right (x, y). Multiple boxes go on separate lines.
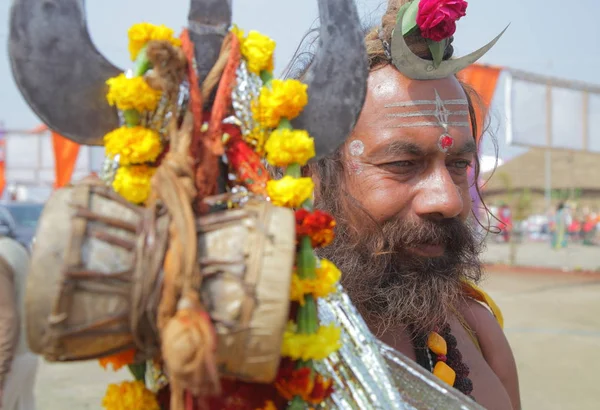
top-left (0, 202), bottom-right (44, 248)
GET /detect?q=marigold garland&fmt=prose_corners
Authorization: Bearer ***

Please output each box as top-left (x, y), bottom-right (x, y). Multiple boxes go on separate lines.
top-left (102, 380), bottom-right (160, 410)
top-left (128, 22), bottom-right (182, 61)
top-left (112, 164), bottom-right (156, 204)
top-left (266, 176), bottom-right (314, 208)
top-left (98, 349), bottom-right (136, 372)
top-left (105, 74), bottom-right (163, 112)
top-left (281, 323), bottom-right (342, 361)
top-left (104, 126), bottom-right (163, 165)
top-left (235, 28), bottom-right (276, 75)
top-left (252, 79), bottom-right (308, 129)
top-left (264, 129), bottom-right (315, 167)
top-left (290, 259), bottom-right (341, 305)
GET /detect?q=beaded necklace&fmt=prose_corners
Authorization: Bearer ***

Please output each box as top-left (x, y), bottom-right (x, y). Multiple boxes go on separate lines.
top-left (414, 324), bottom-right (474, 399)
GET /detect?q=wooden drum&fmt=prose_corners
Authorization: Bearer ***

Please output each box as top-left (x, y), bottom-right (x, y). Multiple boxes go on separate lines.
top-left (26, 180), bottom-right (295, 384)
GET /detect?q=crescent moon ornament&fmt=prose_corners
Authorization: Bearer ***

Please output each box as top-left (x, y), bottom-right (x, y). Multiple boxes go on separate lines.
top-left (391, 6), bottom-right (509, 81)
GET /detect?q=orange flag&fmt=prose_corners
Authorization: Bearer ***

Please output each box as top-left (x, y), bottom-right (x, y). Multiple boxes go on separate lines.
top-left (51, 131), bottom-right (80, 188)
top-left (458, 64), bottom-right (502, 142)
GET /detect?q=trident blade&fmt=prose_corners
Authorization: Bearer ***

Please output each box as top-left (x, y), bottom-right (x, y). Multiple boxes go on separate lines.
top-left (291, 0), bottom-right (368, 160)
top-left (391, 6), bottom-right (508, 80)
top-left (188, 0), bottom-right (232, 88)
top-left (9, 0), bottom-right (121, 145)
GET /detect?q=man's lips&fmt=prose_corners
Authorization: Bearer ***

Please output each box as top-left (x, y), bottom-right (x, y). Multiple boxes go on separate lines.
top-left (408, 243), bottom-right (445, 257)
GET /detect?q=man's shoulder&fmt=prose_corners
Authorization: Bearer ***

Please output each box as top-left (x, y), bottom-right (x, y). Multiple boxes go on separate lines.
top-left (461, 281), bottom-right (504, 329)
top-left (459, 289), bottom-right (521, 410)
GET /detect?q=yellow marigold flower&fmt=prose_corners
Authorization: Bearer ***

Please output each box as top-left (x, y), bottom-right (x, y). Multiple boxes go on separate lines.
top-left (128, 22), bottom-right (182, 61)
top-left (112, 165), bottom-right (156, 204)
top-left (104, 126), bottom-right (163, 165)
top-left (106, 74), bottom-right (162, 112)
top-left (281, 323), bottom-right (342, 361)
top-left (253, 79), bottom-right (308, 129)
top-left (264, 129), bottom-right (315, 167)
top-left (240, 30), bottom-right (276, 75)
top-left (231, 25), bottom-right (245, 43)
top-left (290, 259), bottom-right (342, 305)
top-left (267, 176), bottom-right (314, 208)
top-left (102, 380), bottom-right (159, 410)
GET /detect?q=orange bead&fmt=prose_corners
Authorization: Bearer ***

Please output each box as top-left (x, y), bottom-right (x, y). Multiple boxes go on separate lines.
top-left (427, 332), bottom-right (448, 356)
top-left (433, 361), bottom-right (456, 386)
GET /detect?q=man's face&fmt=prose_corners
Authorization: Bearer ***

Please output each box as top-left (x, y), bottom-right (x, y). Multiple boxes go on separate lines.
top-left (343, 65), bottom-right (476, 258)
top-left (314, 65), bottom-right (482, 333)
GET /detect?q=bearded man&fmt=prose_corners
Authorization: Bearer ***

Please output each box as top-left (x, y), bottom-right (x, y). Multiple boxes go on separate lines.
top-left (294, 1), bottom-right (521, 409)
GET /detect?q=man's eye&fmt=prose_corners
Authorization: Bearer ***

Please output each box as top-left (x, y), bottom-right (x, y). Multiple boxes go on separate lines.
top-left (452, 160), bottom-right (472, 170)
top-left (389, 161), bottom-right (414, 168)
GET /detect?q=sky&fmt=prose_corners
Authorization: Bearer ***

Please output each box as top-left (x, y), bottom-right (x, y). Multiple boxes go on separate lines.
top-left (1, 0), bottom-right (599, 161)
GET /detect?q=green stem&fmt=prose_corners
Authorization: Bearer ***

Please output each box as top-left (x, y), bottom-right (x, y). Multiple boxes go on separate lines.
top-left (301, 198), bottom-right (314, 212)
top-left (134, 46), bottom-right (152, 77)
top-left (305, 295), bottom-right (319, 332)
top-left (296, 295), bottom-right (318, 334)
top-left (285, 163), bottom-right (301, 178)
top-left (287, 396), bottom-right (307, 410)
top-left (123, 109), bottom-right (141, 127)
top-left (277, 118), bottom-right (293, 130)
top-left (260, 69), bottom-right (274, 85)
top-left (296, 359), bottom-right (314, 370)
top-left (127, 362), bottom-right (147, 382)
top-left (296, 236), bottom-right (316, 280)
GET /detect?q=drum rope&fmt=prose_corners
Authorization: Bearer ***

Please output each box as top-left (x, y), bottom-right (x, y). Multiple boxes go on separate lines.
top-left (142, 33), bottom-right (241, 410)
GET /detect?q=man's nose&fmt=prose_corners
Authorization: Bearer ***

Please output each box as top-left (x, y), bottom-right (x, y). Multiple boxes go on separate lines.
top-left (413, 167), bottom-right (464, 220)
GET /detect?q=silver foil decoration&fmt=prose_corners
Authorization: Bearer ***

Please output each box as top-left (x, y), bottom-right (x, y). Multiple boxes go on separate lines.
top-left (317, 288), bottom-right (484, 409)
top-left (231, 60), bottom-right (263, 138)
top-left (100, 154), bottom-right (120, 186)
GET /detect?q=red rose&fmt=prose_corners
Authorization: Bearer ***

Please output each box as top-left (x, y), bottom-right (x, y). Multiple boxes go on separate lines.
top-left (416, 0), bottom-right (468, 42)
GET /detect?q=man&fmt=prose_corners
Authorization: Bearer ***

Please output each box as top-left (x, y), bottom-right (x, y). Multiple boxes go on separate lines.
top-left (0, 221), bottom-right (37, 410)
top-left (300, 0), bottom-right (520, 408)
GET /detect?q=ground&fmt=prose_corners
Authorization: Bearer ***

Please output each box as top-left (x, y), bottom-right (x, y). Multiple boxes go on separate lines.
top-left (32, 244), bottom-right (600, 409)
top-left (483, 241), bottom-right (600, 272)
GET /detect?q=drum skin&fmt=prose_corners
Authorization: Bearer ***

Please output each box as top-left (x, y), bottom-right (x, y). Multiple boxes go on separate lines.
top-left (198, 200), bottom-right (295, 383)
top-left (26, 186), bottom-right (144, 361)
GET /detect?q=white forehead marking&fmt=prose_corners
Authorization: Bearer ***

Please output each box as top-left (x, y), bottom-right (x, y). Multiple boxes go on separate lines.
top-left (384, 89), bottom-right (471, 129)
top-left (434, 90), bottom-right (450, 131)
top-left (349, 140), bottom-right (365, 156)
top-left (390, 122), bottom-right (471, 128)
top-left (384, 98), bottom-right (468, 108)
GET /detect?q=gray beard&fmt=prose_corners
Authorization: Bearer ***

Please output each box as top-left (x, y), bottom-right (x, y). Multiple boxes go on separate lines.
top-left (316, 214), bottom-right (484, 336)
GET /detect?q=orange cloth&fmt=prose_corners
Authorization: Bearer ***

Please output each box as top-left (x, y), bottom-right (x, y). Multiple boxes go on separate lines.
top-left (458, 64), bottom-right (502, 143)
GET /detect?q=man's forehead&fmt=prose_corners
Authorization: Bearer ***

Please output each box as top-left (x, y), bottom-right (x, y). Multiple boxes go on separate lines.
top-left (366, 65), bottom-right (467, 105)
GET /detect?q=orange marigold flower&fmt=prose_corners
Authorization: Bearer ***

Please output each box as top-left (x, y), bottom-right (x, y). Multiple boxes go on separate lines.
top-left (307, 374), bottom-right (334, 405)
top-left (98, 348), bottom-right (136, 371)
top-left (275, 365), bottom-right (313, 400)
top-left (256, 400), bottom-right (278, 410)
top-left (295, 209), bottom-right (336, 247)
top-left (275, 360), bottom-right (334, 405)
